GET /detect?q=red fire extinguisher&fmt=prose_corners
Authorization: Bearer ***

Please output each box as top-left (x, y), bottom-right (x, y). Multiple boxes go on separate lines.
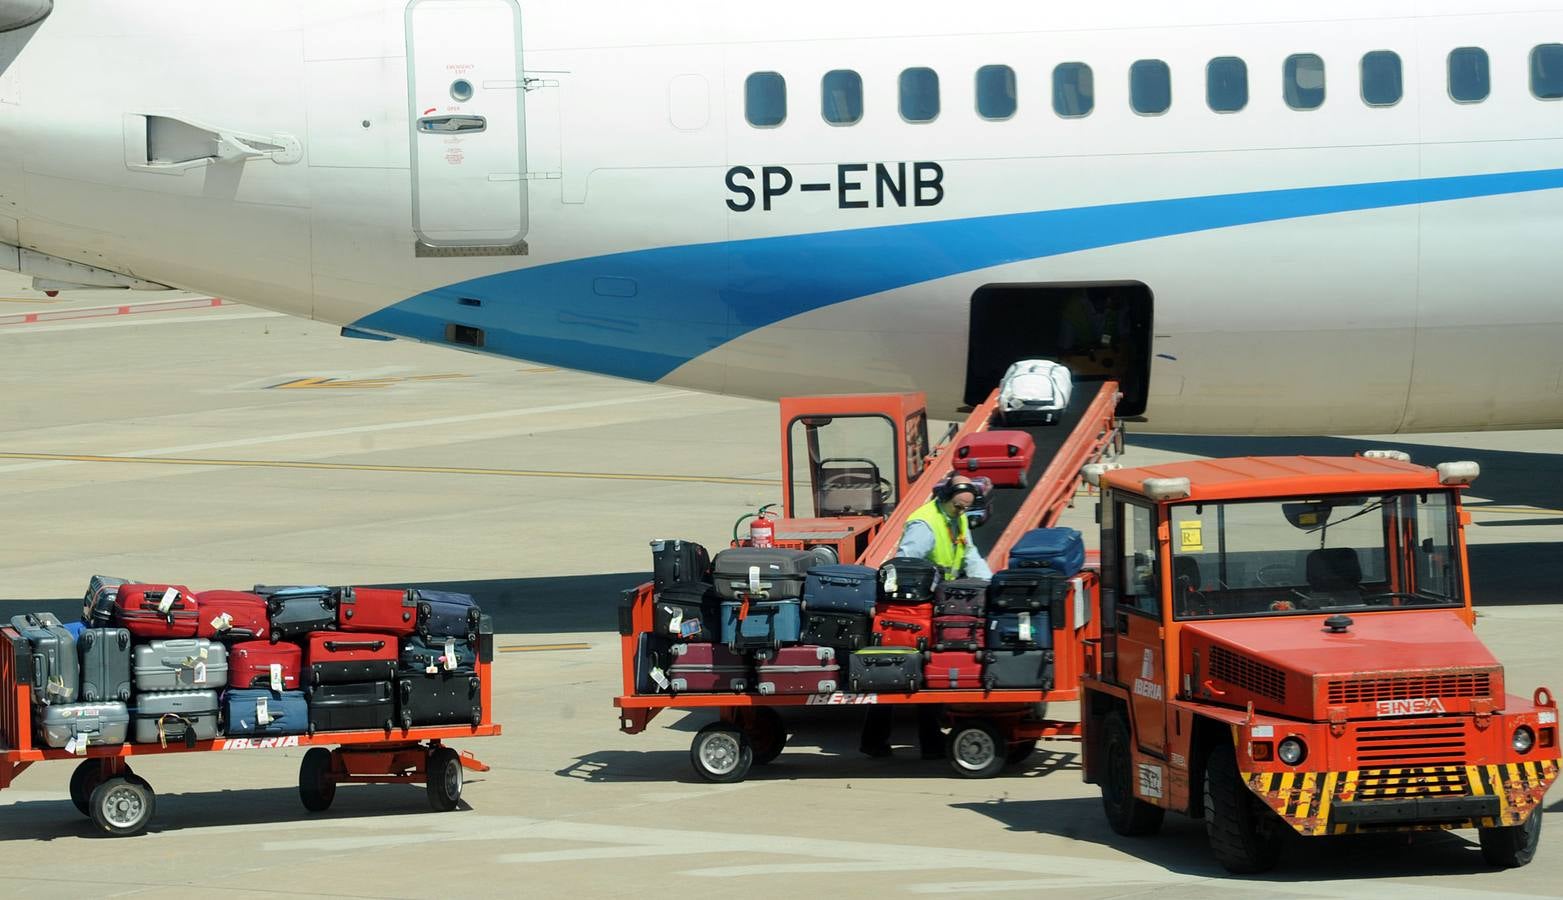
top-left (737, 504), bottom-right (778, 548)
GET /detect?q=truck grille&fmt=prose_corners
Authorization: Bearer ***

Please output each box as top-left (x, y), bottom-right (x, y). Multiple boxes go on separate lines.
top-left (1328, 673), bottom-right (1490, 705)
top-left (1353, 720), bottom-right (1467, 766)
top-left (1353, 765), bottom-right (1471, 800)
top-left (1209, 645), bottom-right (1286, 703)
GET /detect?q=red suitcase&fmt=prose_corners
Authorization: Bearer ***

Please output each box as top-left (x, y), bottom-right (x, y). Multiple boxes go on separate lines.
top-left (932, 615), bottom-right (986, 652)
top-left (115, 584), bottom-right (200, 639)
top-left (667, 643), bottom-right (749, 693)
top-left (925, 650), bottom-right (984, 690)
top-left (302, 631), bottom-right (398, 685)
top-left (336, 587), bottom-right (418, 636)
top-left (194, 590), bottom-right (271, 642)
top-left (229, 640), bottom-right (302, 691)
top-left (873, 602), bottom-right (932, 651)
top-left (953, 430), bottom-right (1035, 488)
top-left (755, 645), bottom-right (840, 695)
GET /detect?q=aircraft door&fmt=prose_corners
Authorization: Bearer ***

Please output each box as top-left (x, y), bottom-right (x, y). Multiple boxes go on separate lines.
top-left (406, 0), bottom-right (527, 254)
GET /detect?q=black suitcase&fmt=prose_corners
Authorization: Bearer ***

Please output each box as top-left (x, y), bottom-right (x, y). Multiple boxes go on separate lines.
top-left (82, 575), bottom-right (132, 626)
top-left (651, 539), bottom-right (711, 590)
top-left (848, 648), bottom-right (923, 692)
top-left (983, 648), bottom-right (1054, 689)
top-left (934, 578), bottom-right (988, 617)
top-left (306, 681), bottom-right (395, 732)
top-left (411, 590), bottom-right (482, 643)
top-left (800, 610), bottom-right (871, 652)
top-left (987, 569), bottom-right (1068, 614)
top-left (634, 632), bottom-right (674, 694)
top-left (651, 583), bottom-right (721, 643)
top-left (397, 670), bottom-right (482, 728)
top-left (711, 547), bottom-right (816, 600)
top-left (263, 587), bottom-right (337, 642)
top-left (877, 557), bottom-right (940, 603)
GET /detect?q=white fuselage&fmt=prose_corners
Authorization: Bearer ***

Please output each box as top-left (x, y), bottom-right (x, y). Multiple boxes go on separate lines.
top-left (1, 0), bottom-right (1561, 433)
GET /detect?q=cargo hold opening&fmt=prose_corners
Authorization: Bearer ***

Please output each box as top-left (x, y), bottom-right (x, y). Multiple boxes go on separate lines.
top-left (965, 282), bottom-right (1153, 416)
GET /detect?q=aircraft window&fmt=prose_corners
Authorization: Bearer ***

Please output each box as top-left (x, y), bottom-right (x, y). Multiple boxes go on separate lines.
top-left (1361, 50), bottom-right (1403, 106)
top-left (1053, 62), bottom-right (1094, 117)
top-left (822, 69), bottom-right (863, 125)
top-left (1129, 59), bottom-right (1170, 115)
top-left (1206, 56), bottom-right (1248, 112)
top-left (745, 71), bottom-right (786, 127)
top-left (1448, 48), bottom-right (1490, 103)
top-left (1283, 53), bottom-right (1325, 110)
top-left (1531, 44), bottom-right (1563, 99)
top-left (976, 64), bottom-right (1017, 120)
top-left (899, 67), bottom-right (940, 122)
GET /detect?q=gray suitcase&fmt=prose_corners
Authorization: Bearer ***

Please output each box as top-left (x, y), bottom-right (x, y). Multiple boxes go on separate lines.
top-left (79, 627), bottom-right (133, 703)
top-left (133, 690), bottom-right (221, 745)
top-left (982, 648), bottom-right (1054, 690)
top-left (133, 639), bottom-right (229, 691)
top-left (10, 613), bottom-right (78, 706)
top-left (38, 701), bottom-right (130, 750)
top-left (83, 575), bottom-right (133, 626)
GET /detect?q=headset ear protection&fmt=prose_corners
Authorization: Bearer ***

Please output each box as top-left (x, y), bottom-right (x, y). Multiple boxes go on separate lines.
top-left (935, 476), bottom-right (979, 502)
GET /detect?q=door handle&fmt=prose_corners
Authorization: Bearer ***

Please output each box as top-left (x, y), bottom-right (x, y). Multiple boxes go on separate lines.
top-left (417, 115), bottom-right (487, 134)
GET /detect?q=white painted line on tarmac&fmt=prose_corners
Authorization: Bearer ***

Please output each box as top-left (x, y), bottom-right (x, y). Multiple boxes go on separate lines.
top-left (0, 310), bottom-right (283, 335)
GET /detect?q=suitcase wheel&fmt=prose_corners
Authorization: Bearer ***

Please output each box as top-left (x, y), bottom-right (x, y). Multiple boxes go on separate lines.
top-left (850, 677), bottom-right (860, 692)
top-left (916, 638), bottom-right (928, 652)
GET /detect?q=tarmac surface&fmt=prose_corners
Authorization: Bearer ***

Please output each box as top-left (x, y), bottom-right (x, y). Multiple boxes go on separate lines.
top-left (2, 276), bottom-right (1562, 898)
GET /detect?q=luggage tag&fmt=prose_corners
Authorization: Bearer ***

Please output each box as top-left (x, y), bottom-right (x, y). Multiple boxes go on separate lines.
top-left (747, 565), bottom-right (763, 599)
top-left (443, 638), bottom-right (458, 671)
top-left (255, 696), bottom-right (272, 726)
top-left (678, 616), bottom-right (703, 639)
top-left (209, 612), bottom-right (234, 634)
top-left (649, 665), bottom-right (670, 691)
top-left (269, 663), bottom-right (284, 693)
top-left (66, 732), bottom-right (90, 755)
top-left (666, 610), bottom-right (683, 636)
top-left (1018, 611), bottom-right (1033, 643)
top-left (157, 588), bottom-right (179, 614)
top-left (884, 566), bottom-right (899, 595)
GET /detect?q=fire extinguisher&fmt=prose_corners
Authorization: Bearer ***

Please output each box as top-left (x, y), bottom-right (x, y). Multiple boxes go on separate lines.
top-left (735, 504), bottom-right (779, 548)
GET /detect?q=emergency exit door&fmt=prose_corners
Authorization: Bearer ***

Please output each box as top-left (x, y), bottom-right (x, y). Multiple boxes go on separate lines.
top-left (406, 0), bottom-right (527, 254)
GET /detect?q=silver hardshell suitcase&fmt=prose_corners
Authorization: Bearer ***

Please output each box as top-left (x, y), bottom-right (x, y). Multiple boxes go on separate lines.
top-left (133, 639), bottom-right (229, 691)
top-left (10, 612), bottom-right (78, 706)
top-left (38, 701), bottom-right (130, 749)
top-left (133, 690), bottom-right (221, 745)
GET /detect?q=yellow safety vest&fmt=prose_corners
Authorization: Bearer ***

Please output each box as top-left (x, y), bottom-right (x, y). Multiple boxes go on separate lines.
top-left (905, 499), bottom-right (971, 580)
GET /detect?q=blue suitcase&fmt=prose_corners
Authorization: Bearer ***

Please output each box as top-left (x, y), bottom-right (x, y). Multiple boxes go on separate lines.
top-left (802, 564), bottom-right (878, 614)
top-left (719, 599), bottom-right (803, 651)
top-left (1008, 527), bottom-right (1085, 577)
top-left (988, 610), bottom-right (1051, 649)
top-left (411, 590), bottom-right (482, 642)
top-left (224, 688), bottom-right (310, 736)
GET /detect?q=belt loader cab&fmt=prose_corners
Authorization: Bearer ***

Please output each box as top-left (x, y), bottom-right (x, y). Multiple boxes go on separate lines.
top-left (1079, 454), bottom-right (1560, 873)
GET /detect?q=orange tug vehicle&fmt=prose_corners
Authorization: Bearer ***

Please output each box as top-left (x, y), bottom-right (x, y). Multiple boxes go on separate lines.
top-left (1080, 454), bottom-right (1559, 872)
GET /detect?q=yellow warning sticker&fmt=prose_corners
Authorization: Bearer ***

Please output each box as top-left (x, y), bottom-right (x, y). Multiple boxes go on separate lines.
top-left (1178, 520), bottom-right (1204, 552)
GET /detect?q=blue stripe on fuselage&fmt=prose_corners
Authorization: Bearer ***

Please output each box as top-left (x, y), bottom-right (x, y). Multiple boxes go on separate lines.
top-left (354, 167), bottom-right (1563, 381)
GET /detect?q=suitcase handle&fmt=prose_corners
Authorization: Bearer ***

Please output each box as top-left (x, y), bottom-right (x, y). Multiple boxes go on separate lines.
top-left (323, 640), bottom-right (385, 652)
top-left (863, 655), bottom-right (909, 667)
top-left (877, 619), bottom-right (923, 633)
top-left (157, 713), bottom-right (200, 749)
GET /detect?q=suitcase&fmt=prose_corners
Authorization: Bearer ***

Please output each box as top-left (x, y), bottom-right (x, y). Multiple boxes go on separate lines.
top-left (336, 587), bottom-right (418, 636)
top-left (133, 639), bottom-right (230, 691)
top-left (755, 645), bottom-right (839, 695)
top-left (998, 358), bottom-right (1073, 426)
top-left (711, 547), bottom-right (815, 601)
top-left (78, 627), bottom-right (132, 703)
top-left (401, 634), bottom-right (477, 673)
top-left (953, 430), bottom-right (1035, 488)
top-left (932, 615), bottom-right (986, 652)
top-left (303, 632), bottom-right (398, 685)
top-left (651, 538), bottom-right (712, 590)
top-left (133, 690), bottom-right (220, 746)
top-left (229, 640), bottom-right (302, 691)
top-left (801, 564), bottom-right (878, 614)
top-left (667, 643), bottom-right (749, 693)
top-left (877, 557), bottom-right (940, 604)
top-left (1008, 527), bottom-right (1086, 577)
top-left (848, 648), bottom-right (923, 692)
top-left (264, 586), bottom-right (337, 642)
top-left (39, 701), bottom-right (131, 750)
top-left (65, 621), bottom-right (87, 640)
top-left (115, 584), bottom-right (200, 640)
top-left (652, 583), bottom-right (722, 643)
top-left (411, 589), bottom-right (482, 642)
top-left (800, 610), bottom-right (871, 652)
top-left (987, 610), bottom-right (1052, 649)
top-left (983, 648), bottom-right (1054, 690)
top-left (193, 590), bottom-right (272, 642)
top-left (934, 578), bottom-right (989, 617)
top-left (719, 599), bottom-right (803, 652)
top-left (307, 681), bottom-right (395, 732)
top-left (988, 569), bottom-right (1069, 613)
top-left (633, 632), bottom-right (675, 695)
top-left (924, 650), bottom-right (984, 690)
top-left (83, 575), bottom-right (133, 626)
top-left (872, 602), bottom-right (932, 651)
top-left (397, 670), bottom-right (482, 728)
top-left (224, 688), bottom-right (310, 736)
top-left (10, 613), bottom-right (78, 706)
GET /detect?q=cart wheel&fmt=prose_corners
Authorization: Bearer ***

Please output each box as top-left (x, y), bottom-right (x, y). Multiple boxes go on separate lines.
top-left (947, 719), bottom-right (1006, 779)
top-left (69, 759), bottom-right (105, 817)
top-left (1005, 740), bottom-right (1038, 766)
top-left (426, 746), bottom-right (464, 812)
top-left (690, 723), bottom-right (753, 783)
top-left (299, 747), bottom-right (337, 813)
top-left (744, 708), bottom-right (787, 766)
top-left (89, 776), bottom-right (155, 837)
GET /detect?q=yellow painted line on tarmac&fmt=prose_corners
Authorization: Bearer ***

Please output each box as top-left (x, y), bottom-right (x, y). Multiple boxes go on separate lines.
top-left (1469, 506), bottom-right (1563, 517)
top-left (0, 296), bottom-right (59, 303)
top-left (271, 373), bottom-right (471, 390)
top-left (499, 643), bottom-right (591, 653)
top-left (0, 451), bottom-right (779, 486)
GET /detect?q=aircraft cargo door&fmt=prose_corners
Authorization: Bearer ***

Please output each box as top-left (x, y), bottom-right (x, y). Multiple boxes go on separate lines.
top-left (406, 0), bottom-right (527, 255)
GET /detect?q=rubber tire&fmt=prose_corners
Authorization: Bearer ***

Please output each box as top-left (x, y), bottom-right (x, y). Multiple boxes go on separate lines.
top-left (745, 708), bottom-right (787, 766)
top-left (690, 723), bottom-right (753, 784)
top-left (89, 776), bottom-right (155, 837)
top-left (1480, 809), bottom-right (1542, 868)
top-left (1005, 740), bottom-right (1038, 766)
top-left (426, 747), bottom-right (463, 812)
top-left (69, 760), bottom-right (104, 817)
top-left (947, 719), bottom-right (1007, 779)
top-left (298, 747), bottom-right (337, 813)
top-left (1203, 743), bottom-right (1283, 874)
top-left (1100, 713), bottom-right (1165, 836)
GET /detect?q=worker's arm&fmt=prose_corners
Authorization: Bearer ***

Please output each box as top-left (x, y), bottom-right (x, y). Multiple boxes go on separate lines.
top-left (963, 541), bottom-right (993, 580)
top-left (896, 520), bottom-right (935, 559)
